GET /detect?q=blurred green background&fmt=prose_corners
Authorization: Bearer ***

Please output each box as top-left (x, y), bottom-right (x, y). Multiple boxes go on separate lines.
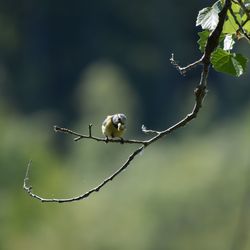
top-left (0, 0), bottom-right (250, 250)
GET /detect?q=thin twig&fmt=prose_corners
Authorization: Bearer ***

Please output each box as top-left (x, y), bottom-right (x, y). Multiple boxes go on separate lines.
top-left (241, 18), bottom-right (250, 29)
top-left (23, 147), bottom-right (145, 203)
top-left (54, 125), bottom-right (146, 145)
top-left (229, 6), bottom-right (250, 41)
top-left (170, 53), bottom-right (202, 75)
top-left (23, 160), bottom-right (32, 192)
top-left (88, 124), bottom-right (92, 137)
top-left (146, 66), bottom-right (208, 147)
top-left (141, 125), bottom-right (160, 135)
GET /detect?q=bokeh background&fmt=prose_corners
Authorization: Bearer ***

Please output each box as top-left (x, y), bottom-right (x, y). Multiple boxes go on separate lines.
top-left (1, 1), bottom-right (250, 250)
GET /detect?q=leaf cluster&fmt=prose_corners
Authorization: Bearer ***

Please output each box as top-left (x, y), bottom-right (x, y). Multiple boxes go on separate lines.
top-left (197, 0), bottom-right (249, 76)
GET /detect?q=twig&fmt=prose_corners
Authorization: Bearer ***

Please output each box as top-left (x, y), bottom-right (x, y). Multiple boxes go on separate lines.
top-left (229, 6), bottom-right (250, 41)
top-left (23, 0), bottom-right (231, 203)
top-left (54, 125), bottom-right (146, 145)
top-left (23, 160), bottom-right (32, 192)
top-left (23, 147), bottom-right (144, 203)
top-left (147, 66), bottom-right (208, 147)
top-left (170, 54), bottom-right (202, 75)
top-left (141, 125), bottom-right (160, 135)
top-left (241, 18), bottom-right (250, 29)
top-left (88, 124), bottom-right (92, 137)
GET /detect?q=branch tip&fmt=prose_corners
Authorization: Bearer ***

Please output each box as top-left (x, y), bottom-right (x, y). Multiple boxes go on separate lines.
top-left (23, 160), bottom-right (32, 191)
top-left (170, 53), bottom-right (202, 75)
top-left (142, 125), bottom-right (160, 135)
top-left (53, 125), bottom-right (59, 132)
top-left (88, 124), bottom-right (93, 137)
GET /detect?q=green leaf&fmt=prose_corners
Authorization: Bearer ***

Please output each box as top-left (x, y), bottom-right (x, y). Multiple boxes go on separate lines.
top-left (231, 2), bottom-right (241, 13)
top-left (242, 15), bottom-right (250, 33)
top-left (211, 48), bottom-right (248, 77)
top-left (223, 1), bottom-right (250, 35)
top-left (223, 12), bottom-right (240, 34)
top-left (197, 30), bottom-right (210, 52)
top-left (223, 34), bottom-right (235, 50)
top-left (196, 1), bottom-right (222, 30)
top-left (243, 20), bottom-right (250, 34)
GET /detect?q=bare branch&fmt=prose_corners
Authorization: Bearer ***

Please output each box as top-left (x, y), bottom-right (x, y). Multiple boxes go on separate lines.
top-left (146, 66), bottom-right (208, 147)
top-left (88, 124), bottom-right (92, 137)
top-left (170, 53), bottom-right (202, 75)
top-left (54, 125), bottom-right (146, 145)
top-left (23, 160), bottom-right (32, 192)
top-left (23, 72), bottom-right (208, 203)
top-left (23, 0), bottom-right (232, 203)
top-left (24, 147), bottom-right (144, 203)
top-left (141, 125), bottom-right (160, 135)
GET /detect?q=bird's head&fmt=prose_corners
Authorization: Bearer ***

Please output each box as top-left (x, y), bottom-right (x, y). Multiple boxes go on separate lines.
top-left (112, 113), bottom-right (127, 131)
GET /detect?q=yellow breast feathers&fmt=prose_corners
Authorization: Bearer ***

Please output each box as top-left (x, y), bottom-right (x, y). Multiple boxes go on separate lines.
top-left (102, 114), bottom-right (127, 139)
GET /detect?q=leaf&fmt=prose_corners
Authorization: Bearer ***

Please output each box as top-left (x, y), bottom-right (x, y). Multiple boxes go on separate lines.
top-left (223, 1), bottom-right (250, 35)
top-left (242, 15), bottom-right (250, 33)
top-left (231, 2), bottom-right (241, 13)
top-left (196, 6), bottom-right (219, 30)
top-left (212, 0), bottom-right (224, 12)
top-left (223, 12), bottom-right (240, 34)
top-left (223, 34), bottom-right (235, 50)
top-left (211, 48), bottom-right (248, 77)
top-left (197, 30), bottom-right (210, 52)
top-left (196, 1), bottom-right (224, 30)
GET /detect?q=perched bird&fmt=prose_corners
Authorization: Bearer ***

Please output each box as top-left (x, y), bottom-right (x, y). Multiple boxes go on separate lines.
top-left (102, 113), bottom-right (127, 140)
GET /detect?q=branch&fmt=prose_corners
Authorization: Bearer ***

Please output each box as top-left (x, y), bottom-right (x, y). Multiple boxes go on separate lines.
top-left (229, 5), bottom-right (250, 41)
top-left (54, 125), bottom-right (146, 145)
top-left (23, 0), bottom-right (231, 203)
top-left (23, 147), bottom-right (144, 203)
top-left (202, 0), bottom-right (231, 64)
top-left (170, 54), bottom-right (202, 75)
top-left (147, 65), bottom-right (208, 147)
top-left (170, 0), bottom-right (231, 74)
top-left (141, 125), bottom-right (160, 135)
top-left (23, 73), bottom-right (208, 203)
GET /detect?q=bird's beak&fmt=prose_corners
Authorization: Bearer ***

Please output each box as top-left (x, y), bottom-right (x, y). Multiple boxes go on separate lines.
top-left (118, 123), bottom-right (123, 131)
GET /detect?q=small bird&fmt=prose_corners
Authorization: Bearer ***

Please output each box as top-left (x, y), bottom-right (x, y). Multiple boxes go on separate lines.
top-left (102, 113), bottom-right (127, 140)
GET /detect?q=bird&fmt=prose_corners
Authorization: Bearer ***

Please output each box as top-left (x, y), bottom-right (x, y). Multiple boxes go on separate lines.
top-left (102, 113), bottom-right (127, 140)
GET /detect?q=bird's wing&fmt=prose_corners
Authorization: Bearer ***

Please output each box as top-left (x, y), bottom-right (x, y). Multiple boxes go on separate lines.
top-left (102, 115), bottom-right (112, 127)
